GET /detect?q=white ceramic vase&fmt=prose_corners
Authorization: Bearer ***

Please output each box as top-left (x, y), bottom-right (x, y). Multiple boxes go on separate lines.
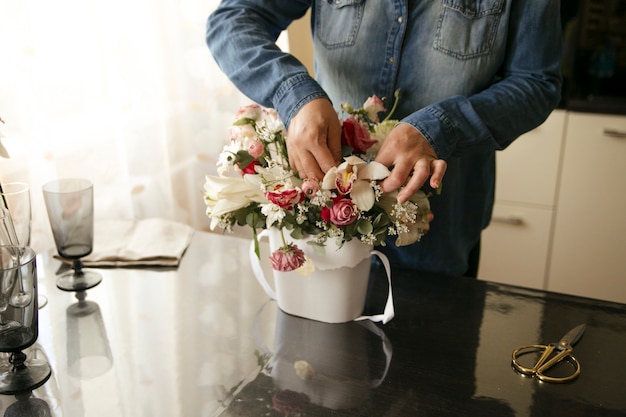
top-left (267, 228), bottom-right (372, 323)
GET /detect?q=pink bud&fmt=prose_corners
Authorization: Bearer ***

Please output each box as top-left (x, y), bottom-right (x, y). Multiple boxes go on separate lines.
top-left (248, 141), bottom-right (264, 158)
top-left (301, 178), bottom-right (320, 198)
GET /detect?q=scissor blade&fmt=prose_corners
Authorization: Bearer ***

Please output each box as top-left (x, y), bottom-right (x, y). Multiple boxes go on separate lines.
top-left (559, 324), bottom-right (586, 348)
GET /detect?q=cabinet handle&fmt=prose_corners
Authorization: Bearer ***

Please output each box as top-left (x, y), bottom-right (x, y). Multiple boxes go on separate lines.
top-left (603, 129), bottom-right (626, 138)
top-left (492, 216), bottom-right (524, 226)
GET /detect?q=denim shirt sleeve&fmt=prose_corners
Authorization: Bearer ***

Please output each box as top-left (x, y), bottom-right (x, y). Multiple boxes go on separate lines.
top-left (401, 0), bottom-right (562, 160)
top-left (206, 0), bottom-right (325, 127)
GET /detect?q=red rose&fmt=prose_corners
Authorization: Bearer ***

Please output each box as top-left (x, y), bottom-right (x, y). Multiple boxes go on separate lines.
top-left (321, 206), bottom-right (331, 223)
top-left (239, 160), bottom-right (259, 175)
top-left (341, 116), bottom-right (377, 155)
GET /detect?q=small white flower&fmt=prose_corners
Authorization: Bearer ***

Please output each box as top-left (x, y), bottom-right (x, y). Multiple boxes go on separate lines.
top-left (261, 203), bottom-right (285, 228)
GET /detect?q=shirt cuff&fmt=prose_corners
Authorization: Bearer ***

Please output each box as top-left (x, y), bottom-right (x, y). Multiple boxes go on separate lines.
top-left (400, 107), bottom-right (458, 160)
top-left (272, 73), bottom-right (330, 128)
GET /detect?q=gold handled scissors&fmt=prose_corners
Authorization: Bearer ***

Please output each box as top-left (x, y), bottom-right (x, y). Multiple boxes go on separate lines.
top-left (511, 324), bottom-right (586, 383)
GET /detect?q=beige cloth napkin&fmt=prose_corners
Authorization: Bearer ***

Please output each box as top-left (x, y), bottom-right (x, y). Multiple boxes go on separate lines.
top-left (56, 218), bottom-right (195, 267)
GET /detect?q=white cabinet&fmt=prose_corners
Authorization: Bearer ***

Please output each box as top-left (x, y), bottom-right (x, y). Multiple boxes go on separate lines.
top-left (547, 112), bottom-right (626, 304)
top-left (479, 110), bottom-right (566, 289)
top-left (480, 204), bottom-right (554, 289)
top-left (480, 110), bottom-right (626, 304)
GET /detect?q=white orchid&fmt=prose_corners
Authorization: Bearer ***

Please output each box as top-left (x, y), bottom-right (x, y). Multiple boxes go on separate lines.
top-left (321, 155), bottom-right (390, 211)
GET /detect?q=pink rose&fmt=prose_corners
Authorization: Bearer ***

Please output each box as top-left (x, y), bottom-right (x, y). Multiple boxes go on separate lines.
top-left (327, 197), bottom-right (358, 226)
top-left (248, 141), bottom-right (264, 158)
top-left (265, 186), bottom-right (303, 210)
top-left (269, 244), bottom-right (306, 271)
top-left (341, 116), bottom-right (377, 155)
top-left (363, 95), bottom-right (386, 123)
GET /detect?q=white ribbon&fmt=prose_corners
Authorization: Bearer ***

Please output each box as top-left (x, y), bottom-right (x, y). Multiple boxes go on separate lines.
top-left (249, 231), bottom-right (394, 324)
top-left (354, 250), bottom-right (394, 324)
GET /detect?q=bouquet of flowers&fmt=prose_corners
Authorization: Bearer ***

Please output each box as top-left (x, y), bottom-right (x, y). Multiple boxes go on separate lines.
top-left (203, 91), bottom-right (433, 272)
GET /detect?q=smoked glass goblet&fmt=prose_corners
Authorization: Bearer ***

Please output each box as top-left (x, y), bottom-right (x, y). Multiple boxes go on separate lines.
top-left (0, 207), bottom-right (33, 310)
top-left (0, 182), bottom-right (31, 247)
top-left (0, 182), bottom-right (47, 308)
top-left (42, 178), bottom-right (102, 292)
top-left (0, 246), bottom-right (51, 395)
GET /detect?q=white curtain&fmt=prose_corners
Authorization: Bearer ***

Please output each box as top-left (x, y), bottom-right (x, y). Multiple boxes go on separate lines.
top-left (0, 0), bottom-right (291, 253)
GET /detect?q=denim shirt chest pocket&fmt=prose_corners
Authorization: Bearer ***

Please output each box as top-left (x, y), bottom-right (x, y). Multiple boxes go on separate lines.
top-left (434, 0), bottom-right (505, 60)
top-left (315, 0), bottom-right (365, 49)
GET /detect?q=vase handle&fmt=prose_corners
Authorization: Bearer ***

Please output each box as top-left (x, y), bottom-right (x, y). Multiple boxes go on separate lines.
top-left (354, 250), bottom-right (394, 324)
top-left (249, 230), bottom-right (277, 300)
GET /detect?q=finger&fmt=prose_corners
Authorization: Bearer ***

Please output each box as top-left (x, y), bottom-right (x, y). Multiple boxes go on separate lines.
top-left (380, 161), bottom-right (412, 194)
top-left (327, 122), bottom-right (342, 166)
top-left (397, 159), bottom-right (430, 203)
top-left (430, 159), bottom-right (447, 189)
top-left (289, 152), bottom-right (303, 177)
top-left (310, 145), bottom-right (338, 174)
top-left (298, 151), bottom-right (325, 181)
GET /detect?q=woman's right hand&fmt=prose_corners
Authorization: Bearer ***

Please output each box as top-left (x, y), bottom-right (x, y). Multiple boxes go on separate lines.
top-left (286, 98), bottom-right (342, 181)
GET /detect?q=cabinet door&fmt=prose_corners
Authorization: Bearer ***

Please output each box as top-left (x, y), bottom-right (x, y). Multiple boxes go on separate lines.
top-left (495, 110), bottom-right (566, 207)
top-left (479, 203), bottom-right (553, 289)
top-left (479, 110), bottom-right (566, 288)
top-left (548, 113), bottom-right (626, 304)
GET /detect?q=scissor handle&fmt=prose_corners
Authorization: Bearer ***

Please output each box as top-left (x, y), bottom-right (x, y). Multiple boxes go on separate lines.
top-left (512, 344), bottom-right (582, 383)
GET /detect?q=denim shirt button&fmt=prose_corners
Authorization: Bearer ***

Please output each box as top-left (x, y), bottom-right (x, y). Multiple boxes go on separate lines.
top-left (388, 57), bottom-right (395, 64)
top-left (397, 16), bottom-right (404, 24)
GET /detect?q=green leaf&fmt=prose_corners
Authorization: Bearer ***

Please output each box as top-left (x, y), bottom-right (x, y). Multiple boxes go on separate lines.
top-left (356, 219), bottom-right (373, 235)
top-left (233, 117), bottom-right (255, 127)
top-left (246, 212), bottom-right (258, 228)
top-left (252, 229), bottom-right (260, 259)
top-left (236, 150), bottom-right (255, 168)
top-left (290, 228), bottom-right (304, 240)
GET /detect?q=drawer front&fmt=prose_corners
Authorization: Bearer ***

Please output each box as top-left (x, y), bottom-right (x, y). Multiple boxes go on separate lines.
top-left (479, 204), bottom-right (553, 289)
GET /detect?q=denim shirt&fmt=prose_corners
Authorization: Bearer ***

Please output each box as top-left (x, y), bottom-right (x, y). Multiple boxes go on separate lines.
top-left (207, 0), bottom-right (562, 276)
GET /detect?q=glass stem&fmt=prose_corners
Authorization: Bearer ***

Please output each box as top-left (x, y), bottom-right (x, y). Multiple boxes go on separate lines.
top-left (72, 259), bottom-right (85, 276)
top-left (9, 351), bottom-right (27, 371)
